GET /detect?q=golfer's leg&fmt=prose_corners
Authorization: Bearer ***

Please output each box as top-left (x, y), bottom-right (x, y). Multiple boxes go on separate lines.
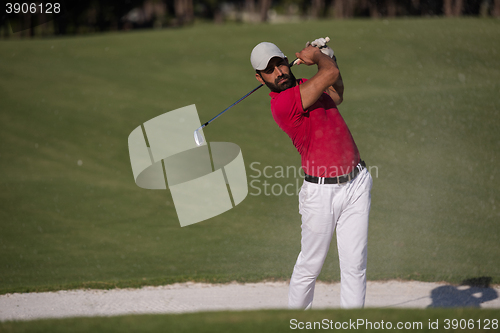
top-left (336, 172), bottom-right (372, 308)
top-left (289, 184), bottom-right (335, 309)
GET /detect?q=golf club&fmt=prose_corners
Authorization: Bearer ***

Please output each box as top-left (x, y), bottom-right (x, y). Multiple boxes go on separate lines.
top-left (194, 38), bottom-right (330, 146)
top-left (193, 58), bottom-right (299, 146)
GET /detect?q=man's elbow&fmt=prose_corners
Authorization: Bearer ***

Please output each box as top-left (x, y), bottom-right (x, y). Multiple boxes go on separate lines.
top-left (327, 67), bottom-right (340, 87)
top-left (332, 94), bottom-right (343, 106)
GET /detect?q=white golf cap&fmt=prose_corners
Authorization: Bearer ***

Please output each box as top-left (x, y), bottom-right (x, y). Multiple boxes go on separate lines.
top-left (250, 42), bottom-right (286, 71)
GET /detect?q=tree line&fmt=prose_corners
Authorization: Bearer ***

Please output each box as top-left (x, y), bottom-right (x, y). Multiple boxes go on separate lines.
top-left (1, 0), bottom-right (499, 37)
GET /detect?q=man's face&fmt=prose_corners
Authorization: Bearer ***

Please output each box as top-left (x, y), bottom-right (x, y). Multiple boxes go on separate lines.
top-left (256, 57), bottom-right (296, 93)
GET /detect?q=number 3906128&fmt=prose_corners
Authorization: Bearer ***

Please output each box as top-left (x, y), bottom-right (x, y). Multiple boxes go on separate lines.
top-left (6, 3), bottom-right (61, 14)
top-left (443, 319), bottom-right (498, 330)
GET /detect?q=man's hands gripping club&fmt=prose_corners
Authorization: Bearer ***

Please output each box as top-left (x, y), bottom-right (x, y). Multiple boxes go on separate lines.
top-left (295, 37), bottom-right (341, 109)
top-left (294, 37), bottom-right (334, 66)
top-left (307, 37), bottom-right (334, 59)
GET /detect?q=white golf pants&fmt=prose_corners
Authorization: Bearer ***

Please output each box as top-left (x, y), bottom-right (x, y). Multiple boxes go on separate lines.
top-left (288, 167), bottom-right (372, 309)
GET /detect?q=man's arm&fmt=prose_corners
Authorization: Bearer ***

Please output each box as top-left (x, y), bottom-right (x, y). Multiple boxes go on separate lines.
top-left (325, 64), bottom-right (344, 105)
top-left (295, 46), bottom-right (340, 110)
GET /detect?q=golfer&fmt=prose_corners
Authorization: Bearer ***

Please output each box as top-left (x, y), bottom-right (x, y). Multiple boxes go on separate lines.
top-left (250, 39), bottom-right (373, 309)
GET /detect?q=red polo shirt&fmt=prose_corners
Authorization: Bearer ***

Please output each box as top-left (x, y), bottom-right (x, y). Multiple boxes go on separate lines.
top-left (270, 79), bottom-right (360, 178)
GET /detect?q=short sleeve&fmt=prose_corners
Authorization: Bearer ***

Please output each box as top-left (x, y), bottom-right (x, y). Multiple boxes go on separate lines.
top-left (270, 84), bottom-right (305, 130)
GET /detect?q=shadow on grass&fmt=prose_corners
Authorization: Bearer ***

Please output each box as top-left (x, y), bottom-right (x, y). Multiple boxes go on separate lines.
top-left (428, 277), bottom-right (498, 308)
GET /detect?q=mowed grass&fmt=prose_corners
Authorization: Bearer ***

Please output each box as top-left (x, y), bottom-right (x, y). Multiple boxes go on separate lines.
top-left (0, 18), bottom-right (499, 294)
top-left (1, 308), bottom-right (499, 332)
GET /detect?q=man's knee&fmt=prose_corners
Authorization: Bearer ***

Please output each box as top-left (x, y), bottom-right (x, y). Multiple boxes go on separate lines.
top-left (340, 263), bottom-right (366, 277)
top-left (294, 264), bottom-right (323, 279)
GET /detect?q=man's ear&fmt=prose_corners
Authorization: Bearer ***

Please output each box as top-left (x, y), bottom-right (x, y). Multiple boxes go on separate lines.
top-left (255, 72), bottom-right (265, 85)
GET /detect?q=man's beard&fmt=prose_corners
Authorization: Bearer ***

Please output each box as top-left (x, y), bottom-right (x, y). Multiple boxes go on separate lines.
top-left (263, 72), bottom-right (297, 93)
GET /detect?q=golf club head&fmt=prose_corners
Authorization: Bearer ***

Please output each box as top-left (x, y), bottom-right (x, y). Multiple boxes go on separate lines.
top-left (194, 127), bottom-right (204, 146)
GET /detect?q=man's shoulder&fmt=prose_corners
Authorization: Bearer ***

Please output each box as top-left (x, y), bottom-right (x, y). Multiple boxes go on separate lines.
top-left (270, 78), bottom-right (306, 99)
top-left (270, 79), bottom-right (305, 120)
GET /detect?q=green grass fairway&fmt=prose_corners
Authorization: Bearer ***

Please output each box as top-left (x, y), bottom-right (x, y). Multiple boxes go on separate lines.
top-left (1, 18), bottom-right (499, 294)
top-left (1, 308), bottom-right (499, 332)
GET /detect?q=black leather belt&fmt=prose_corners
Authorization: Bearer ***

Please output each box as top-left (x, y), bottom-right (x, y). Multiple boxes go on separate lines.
top-left (305, 161), bottom-right (366, 185)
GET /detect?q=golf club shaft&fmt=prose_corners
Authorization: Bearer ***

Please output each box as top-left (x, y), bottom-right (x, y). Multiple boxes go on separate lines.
top-left (200, 58), bottom-right (300, 130)
top-left (200, 83), bottom-right (263, 129)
